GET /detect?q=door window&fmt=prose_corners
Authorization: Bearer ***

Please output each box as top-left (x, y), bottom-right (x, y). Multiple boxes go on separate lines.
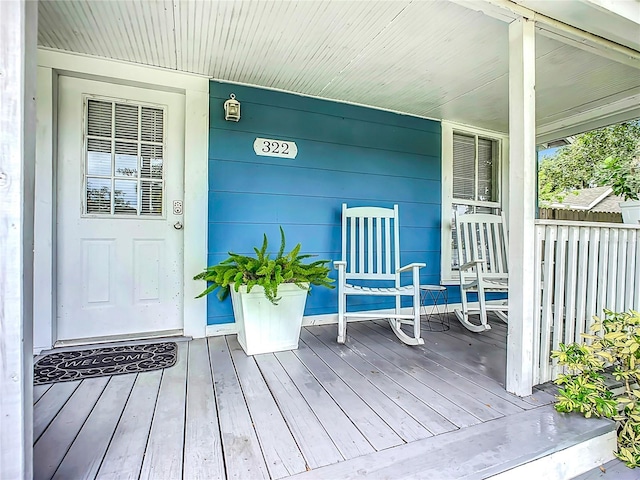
top-left (84, 98), bottom-right (165, 217)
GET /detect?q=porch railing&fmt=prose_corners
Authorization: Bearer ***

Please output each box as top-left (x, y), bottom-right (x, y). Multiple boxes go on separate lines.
top-left (533, 219), bottom-right (640, 385)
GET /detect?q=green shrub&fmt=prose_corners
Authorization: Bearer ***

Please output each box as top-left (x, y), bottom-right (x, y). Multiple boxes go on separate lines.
top-left (552, 310), bottom-right (640, 468)
top-left (194, 226), bottom-right (334, 305)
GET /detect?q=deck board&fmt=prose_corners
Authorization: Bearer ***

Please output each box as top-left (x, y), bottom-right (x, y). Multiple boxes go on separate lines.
top-left (228, 337), bottom-right (307, 479)
top-left (446, 315), bottom-right (508, 347)
top-left (139, 343), bottom-right (188, 480)
top-left (274, 349), bottom-right (376, 459)
top-left (52, 374), bottom-right (137, 480)
top-left (254, 353), bottom-right (344, 469)
top-left (209, 336), bottom-right (270, 480)
top-left (412, 319), bottom-right (508, 382)
top-left (314, 325), bottom-right (482, 428)
top-left (33, 380), bottom-right (81, 442)
top-left (307, 326), bottom-right (457, 435)
top-left (96, 370), bottom-right (162, 480)
top-left (34, 377), bottom-right (109, 480)
top-left (360, 321), bottom-right (524, 415)
top-left (299, 330), bottom-right (431, 443)
top-left (183, 338), bottom-right (225, 480)
top-left (293, 339), bottom-right (404, 451)
top-left (33, 383), bottom-right (53, 404)
top-left (371, 320), bottom-right (540, 410)
top-left (350, 322), bottom-right (506, 421)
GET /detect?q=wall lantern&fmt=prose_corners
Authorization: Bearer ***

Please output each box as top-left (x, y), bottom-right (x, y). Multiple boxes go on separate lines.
top-left (224, 93), bottom-right (241, 122)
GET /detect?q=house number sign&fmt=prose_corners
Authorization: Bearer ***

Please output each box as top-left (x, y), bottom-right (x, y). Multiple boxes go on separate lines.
top-left (253, 137), bottom-right (298, 159)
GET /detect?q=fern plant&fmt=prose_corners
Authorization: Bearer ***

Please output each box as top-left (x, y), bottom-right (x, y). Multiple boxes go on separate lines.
top-left (194, 227), bottom-right (334, 305)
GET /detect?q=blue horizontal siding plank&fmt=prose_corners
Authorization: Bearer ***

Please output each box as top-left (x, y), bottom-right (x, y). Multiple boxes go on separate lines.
top-left (207, 224), bottom-right (341, 256)
top-left (209, 160), bottom-right (440, 205)
top-left (208, 193), bottom-right (341, 226)
top-left (209, 130), bottom-right (440, 181)
top-left (209, 193), bottom-right (441, 229)
top-left (207, 224), bottom-right (440, 258)
top-left (210, 81), bottom-right (441, 135)
top-left (210, 106), bottom-right (440, 157)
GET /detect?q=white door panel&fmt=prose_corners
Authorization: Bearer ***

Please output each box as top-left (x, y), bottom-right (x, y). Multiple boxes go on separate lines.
top-left (57, 76), bottom-right (185, 341)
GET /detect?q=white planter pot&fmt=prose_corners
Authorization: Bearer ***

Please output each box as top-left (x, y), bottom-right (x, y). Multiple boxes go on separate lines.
top-left (620, 200), bottom-right (640, 225)
top-left (230, 282), bottom-right (309, 355)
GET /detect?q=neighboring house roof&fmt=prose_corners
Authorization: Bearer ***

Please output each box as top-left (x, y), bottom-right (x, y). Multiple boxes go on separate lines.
top-left (549, 186), bottom-right (624, 213)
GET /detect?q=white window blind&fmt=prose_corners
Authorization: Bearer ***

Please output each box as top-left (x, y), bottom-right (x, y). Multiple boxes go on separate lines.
top-left (453, 133), bottom-right (476, 201)
top-left (450, 132), bottom-right (500, 270)
top-left (452, 132), bottom-right (497, 203)
top-left (85, 98), bottom-right (165, 216)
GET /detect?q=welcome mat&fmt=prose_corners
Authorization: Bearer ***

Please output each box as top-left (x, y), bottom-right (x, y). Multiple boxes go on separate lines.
top-left (34, 342), bottom-right (178, 385)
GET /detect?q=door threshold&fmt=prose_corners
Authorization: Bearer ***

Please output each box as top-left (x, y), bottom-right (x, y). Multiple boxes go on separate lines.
top-left (48, 329), bottom-right (189, 354)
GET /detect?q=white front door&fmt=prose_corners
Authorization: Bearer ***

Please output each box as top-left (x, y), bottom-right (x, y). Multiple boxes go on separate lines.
top-left (56, 76), bottom-right (185, 342)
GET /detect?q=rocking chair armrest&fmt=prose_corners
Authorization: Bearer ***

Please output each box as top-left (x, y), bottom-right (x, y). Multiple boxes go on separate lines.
top-left (334, 261), bottom-right (347, 271)
top-left (396, 262), bottom-right (426, 273)
top-left (459, 259), bottom-right (485, 271)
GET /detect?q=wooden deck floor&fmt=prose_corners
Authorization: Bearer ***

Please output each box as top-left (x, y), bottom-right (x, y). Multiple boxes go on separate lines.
top-left (33, 316), bottom-right (556, 480)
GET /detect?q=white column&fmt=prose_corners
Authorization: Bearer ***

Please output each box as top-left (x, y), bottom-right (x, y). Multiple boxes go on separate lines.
top-left (0, 0), bottom-right (37, 477)
top-left (34, 66), bottom-right (57, 353)
top-left (506, 17), bottom-right (537, 396)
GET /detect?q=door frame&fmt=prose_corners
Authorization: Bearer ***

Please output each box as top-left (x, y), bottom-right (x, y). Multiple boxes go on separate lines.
top-left (34, 49), bottom-right (209, 352)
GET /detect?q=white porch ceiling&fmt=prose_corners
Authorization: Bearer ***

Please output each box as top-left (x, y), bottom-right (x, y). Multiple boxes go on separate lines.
top-left (38, 0), bottom-right (640, 138)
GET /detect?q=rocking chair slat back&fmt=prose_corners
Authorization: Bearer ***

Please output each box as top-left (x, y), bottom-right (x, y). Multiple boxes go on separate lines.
top-left (341, 206), bottom-right (399, 281)
top-left (456, 213), bottom-right (509, 278)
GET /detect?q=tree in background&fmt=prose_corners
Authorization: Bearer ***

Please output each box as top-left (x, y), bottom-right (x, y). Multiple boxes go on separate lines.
top-left (538, 121), bottom-right (640, 204)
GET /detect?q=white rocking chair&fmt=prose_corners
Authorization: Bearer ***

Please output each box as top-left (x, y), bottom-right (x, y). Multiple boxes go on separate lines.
top-left (454, 212), bottom-right (509, 332)
top-left (335, 204), bottom-right (425, 345)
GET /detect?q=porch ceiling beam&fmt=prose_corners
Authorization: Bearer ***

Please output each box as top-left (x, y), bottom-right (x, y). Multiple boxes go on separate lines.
top-left (0, 0), bottom-right (37, 477)
top-left (537, 92), bottom-right (640, 144)
top-left (451, 0), bottom-right (640, 69)
top-left (506, 17), bottom-right (537, 397)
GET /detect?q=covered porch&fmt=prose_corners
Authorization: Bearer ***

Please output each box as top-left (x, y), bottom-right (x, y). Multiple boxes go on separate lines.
top-left (2, 0), bottom-right (640, 478)
top-left (33, 318), bottom-right (615, 480)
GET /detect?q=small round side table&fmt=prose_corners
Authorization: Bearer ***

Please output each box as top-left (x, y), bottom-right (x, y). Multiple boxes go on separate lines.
top-left (419, 285), bottom-right (450, 332)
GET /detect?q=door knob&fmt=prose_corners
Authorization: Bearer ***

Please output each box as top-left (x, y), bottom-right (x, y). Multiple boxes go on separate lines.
top-left (174, 221), bottom-right (183, 230)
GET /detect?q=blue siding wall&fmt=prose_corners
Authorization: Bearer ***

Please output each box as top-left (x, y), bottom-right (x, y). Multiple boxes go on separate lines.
top-left (207, 81), bottom-right (443, 325)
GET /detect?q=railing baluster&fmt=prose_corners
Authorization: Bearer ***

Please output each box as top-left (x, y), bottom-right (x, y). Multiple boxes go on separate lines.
top-left (596, 228), bottom-right (610, 324)
top-left (616, 229), bottom-right (627, 312)
top-left (367, 217), bottom-right (373, 275)
top-left (564, 227), bottom-right (579, 346)
top-left (607, 229), bottom-right (619, 312)
top-left (574, 227), bottom-right (590, 344)
top-left (540, 224), bottom-right (557, 383)
top-left (532, 224), bottom-right (544, 385)
top-left (584, 227), bottom-right (600, 344)
top-left (627, 230), bottom-right (638, 310)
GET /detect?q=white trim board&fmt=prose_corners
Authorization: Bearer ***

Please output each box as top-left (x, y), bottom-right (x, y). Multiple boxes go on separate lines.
top-left (488, 431), bottom-right (616, 480)
top-left (34, 49), bottom-right (209, 351)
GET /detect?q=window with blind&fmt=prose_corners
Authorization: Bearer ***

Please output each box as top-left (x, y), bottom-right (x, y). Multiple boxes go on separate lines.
top-left (84, 98), bottom-right (165, 217)
top-left (440, 124), bottom-right (504, 280)
top-left (451, 132), bottom-right (500, 269)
